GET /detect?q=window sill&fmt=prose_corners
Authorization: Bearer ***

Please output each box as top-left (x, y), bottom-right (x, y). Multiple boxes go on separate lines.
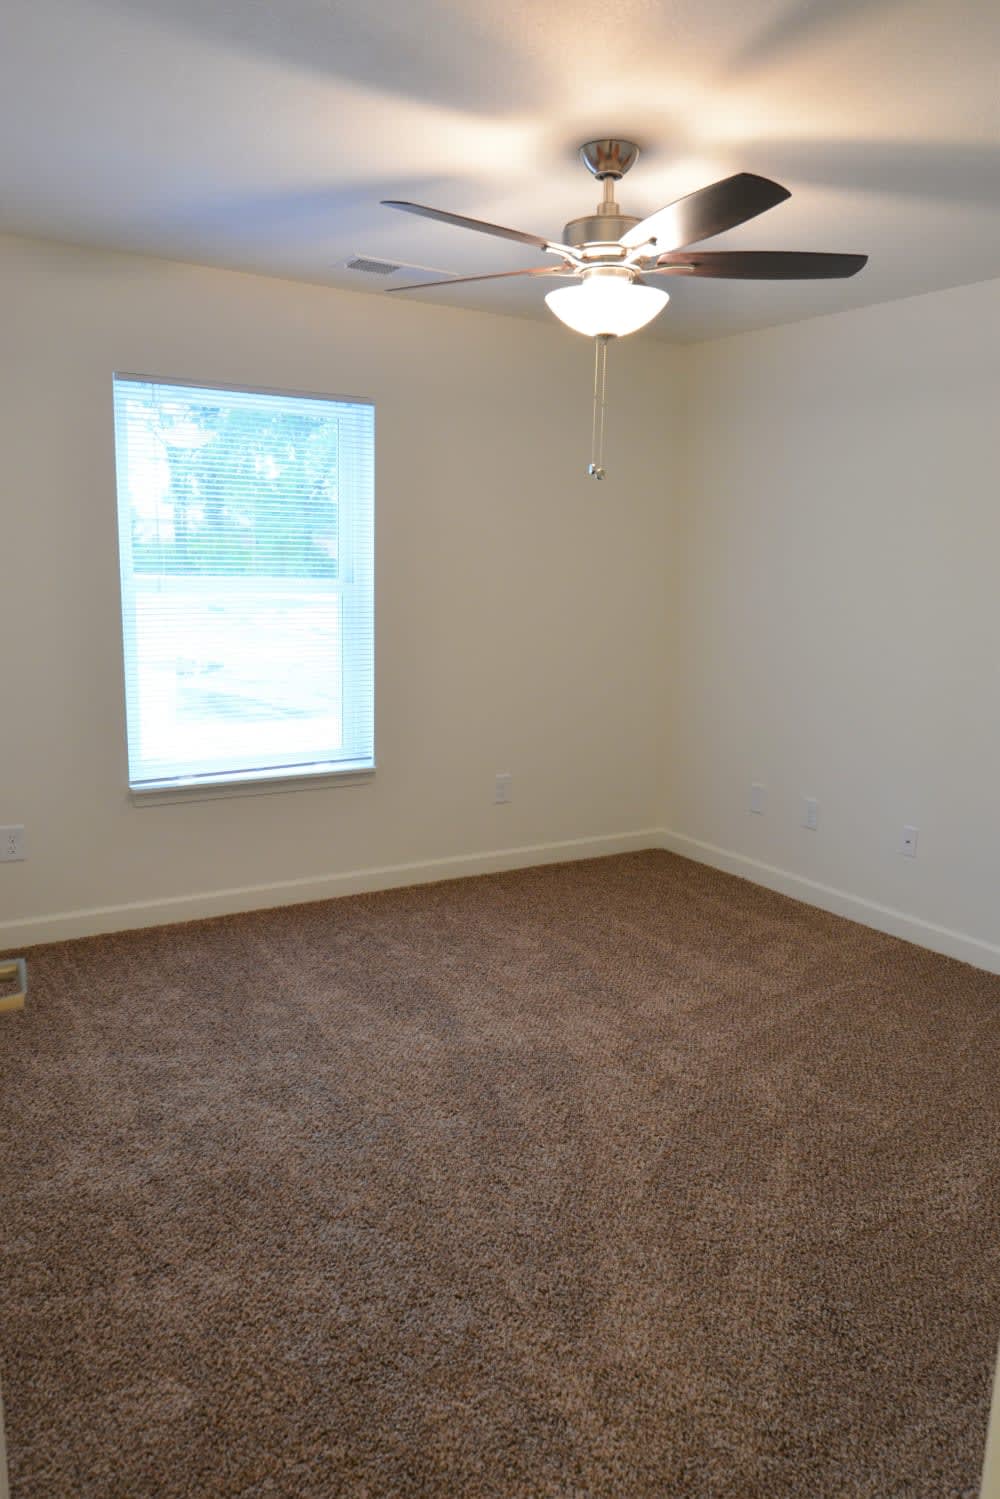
top-left (129, 764), bottom-right (375, 807)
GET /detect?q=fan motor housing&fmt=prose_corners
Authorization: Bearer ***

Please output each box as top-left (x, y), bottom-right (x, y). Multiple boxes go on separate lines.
top-left (562, 213), bottom-right (640, 253)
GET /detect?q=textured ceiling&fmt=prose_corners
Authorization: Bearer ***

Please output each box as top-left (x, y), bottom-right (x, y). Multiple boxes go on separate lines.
top-left (1, 0), bottom-right (998, 340)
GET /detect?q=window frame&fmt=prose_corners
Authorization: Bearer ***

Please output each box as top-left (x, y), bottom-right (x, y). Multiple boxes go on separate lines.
top-left (112, 372), bottom-right (376, 802)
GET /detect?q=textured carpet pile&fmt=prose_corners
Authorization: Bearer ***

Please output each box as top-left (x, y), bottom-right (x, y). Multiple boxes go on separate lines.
top-left (2, 850), bottom-right (1000, 1497)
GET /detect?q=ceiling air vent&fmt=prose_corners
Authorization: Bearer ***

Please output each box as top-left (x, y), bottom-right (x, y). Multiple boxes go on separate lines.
top-left (345, 255), bottom-right (401, 276)
top-left (339, 256), bottom-right (454, 289)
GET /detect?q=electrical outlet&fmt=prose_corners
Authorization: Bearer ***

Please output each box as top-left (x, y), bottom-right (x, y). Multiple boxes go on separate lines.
top-left (802, 797), bottom-right (819, 831)
top-left (494, 773), bottom-right (512, 805)
top-left (900, 825), bottom-right (918, 858)
top-left (0, 826), bottom-right (26, 862)
top-left (749, 783), bottom-right (766, 815)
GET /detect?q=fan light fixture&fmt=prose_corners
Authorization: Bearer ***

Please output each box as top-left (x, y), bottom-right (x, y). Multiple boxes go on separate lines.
top-left (382, 137), bottom-right (868, 476)
top-left (544, 268), bottom-right (669, 338)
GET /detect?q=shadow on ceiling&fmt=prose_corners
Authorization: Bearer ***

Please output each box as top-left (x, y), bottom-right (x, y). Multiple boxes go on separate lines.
top-left (723, 0), bottom-right (918, 75)
top-left (173, 176), bottom-right (470, 248)
top-left (754, 140), bottom-right (1000, 211)
top-left (89, 0), bottom-right (540, 115)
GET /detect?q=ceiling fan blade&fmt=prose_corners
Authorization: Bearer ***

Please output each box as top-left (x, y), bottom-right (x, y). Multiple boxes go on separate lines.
top-left (650, 250), bottom-right (868, 278)
top-left (620, 173), bottom-right (791, 252)
top-left (382, 199), bottom-right (555, 251)
top-left (386, 266), bottom-right (573, 293)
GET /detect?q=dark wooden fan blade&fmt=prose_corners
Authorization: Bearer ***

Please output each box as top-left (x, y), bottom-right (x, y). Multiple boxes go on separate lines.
top-left (382, 200), bottom-right (551, 251)
top-left (650, 250), bottom-right (869, 278)
top-left (620, 173), bottom-right (791, 252)
top-left (386, 266), bottom-right (572, 293)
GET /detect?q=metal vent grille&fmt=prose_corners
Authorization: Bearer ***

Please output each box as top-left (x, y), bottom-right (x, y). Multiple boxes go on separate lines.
top-left (345, 256), bottom-right (402, 276)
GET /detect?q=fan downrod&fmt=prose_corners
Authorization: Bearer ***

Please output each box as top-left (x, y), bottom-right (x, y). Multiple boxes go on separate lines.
top-left (578, 140), bottom-right (640, 181)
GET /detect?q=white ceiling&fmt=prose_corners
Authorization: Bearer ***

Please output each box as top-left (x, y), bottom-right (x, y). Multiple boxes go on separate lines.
top-left (1, 0), bottom-right (998, 341)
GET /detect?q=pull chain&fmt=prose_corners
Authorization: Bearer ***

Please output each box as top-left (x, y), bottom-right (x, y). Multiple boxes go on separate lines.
top-left (588, 333), bottom-right (611, 479)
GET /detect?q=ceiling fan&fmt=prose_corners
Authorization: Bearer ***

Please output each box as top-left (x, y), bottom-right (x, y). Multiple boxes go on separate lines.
top-left (381, 140), bottom-right (868, 475)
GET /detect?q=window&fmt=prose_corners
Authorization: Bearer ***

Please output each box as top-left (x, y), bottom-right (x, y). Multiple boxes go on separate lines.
top-left (113, 377), bottom-right (374, 792)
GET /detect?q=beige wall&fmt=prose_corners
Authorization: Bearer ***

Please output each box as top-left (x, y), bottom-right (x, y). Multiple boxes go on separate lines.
top-left (2, 233), bottom-right (998, 967)
top-left (664, 276), bottom-right (1000, 969)
top-left (0, 234), bottom-right (678, 945)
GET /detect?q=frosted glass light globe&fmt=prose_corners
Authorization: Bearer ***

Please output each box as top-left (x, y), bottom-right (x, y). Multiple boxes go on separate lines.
top-left (545, 268), bottom-right (668, 337)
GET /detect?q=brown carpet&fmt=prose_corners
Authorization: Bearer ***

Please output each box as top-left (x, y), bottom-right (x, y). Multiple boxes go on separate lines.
top-left (2, 850), bottom-right (1000, 1498)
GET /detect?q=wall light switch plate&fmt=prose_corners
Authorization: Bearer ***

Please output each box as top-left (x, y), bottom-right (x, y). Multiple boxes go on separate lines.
top-left (900, 825), bottom-right (918, 857)
top-left (494, 773), bottom-right (512, 805)
top-left (802, 797), bottom-right (819, 831)
top-left (750, 783), bottom-right (766, 815)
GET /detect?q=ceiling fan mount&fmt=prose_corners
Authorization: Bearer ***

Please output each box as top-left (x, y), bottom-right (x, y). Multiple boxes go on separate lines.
top-left (577, 139), bottom-right (641, 182)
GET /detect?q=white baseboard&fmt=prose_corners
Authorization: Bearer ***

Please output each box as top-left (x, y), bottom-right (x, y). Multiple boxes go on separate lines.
top-left (6, 827), bottom-right (998, 976)
top-left (658, 829), bottom-right (1000, 976)
top-left (0, 829), bottom-right (660, 948)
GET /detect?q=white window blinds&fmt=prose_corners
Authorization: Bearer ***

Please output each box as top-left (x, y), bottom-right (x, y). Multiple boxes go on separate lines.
top-left (113, 377), bottom-right (374, 791)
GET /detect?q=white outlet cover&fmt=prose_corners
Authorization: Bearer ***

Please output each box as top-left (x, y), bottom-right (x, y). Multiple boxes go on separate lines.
top-left (0, 825), bottom-right (26, 862)
top-left (802, 797), bottom-right (819, 831)
top-left (749, 783), bottom-right (766, 815)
